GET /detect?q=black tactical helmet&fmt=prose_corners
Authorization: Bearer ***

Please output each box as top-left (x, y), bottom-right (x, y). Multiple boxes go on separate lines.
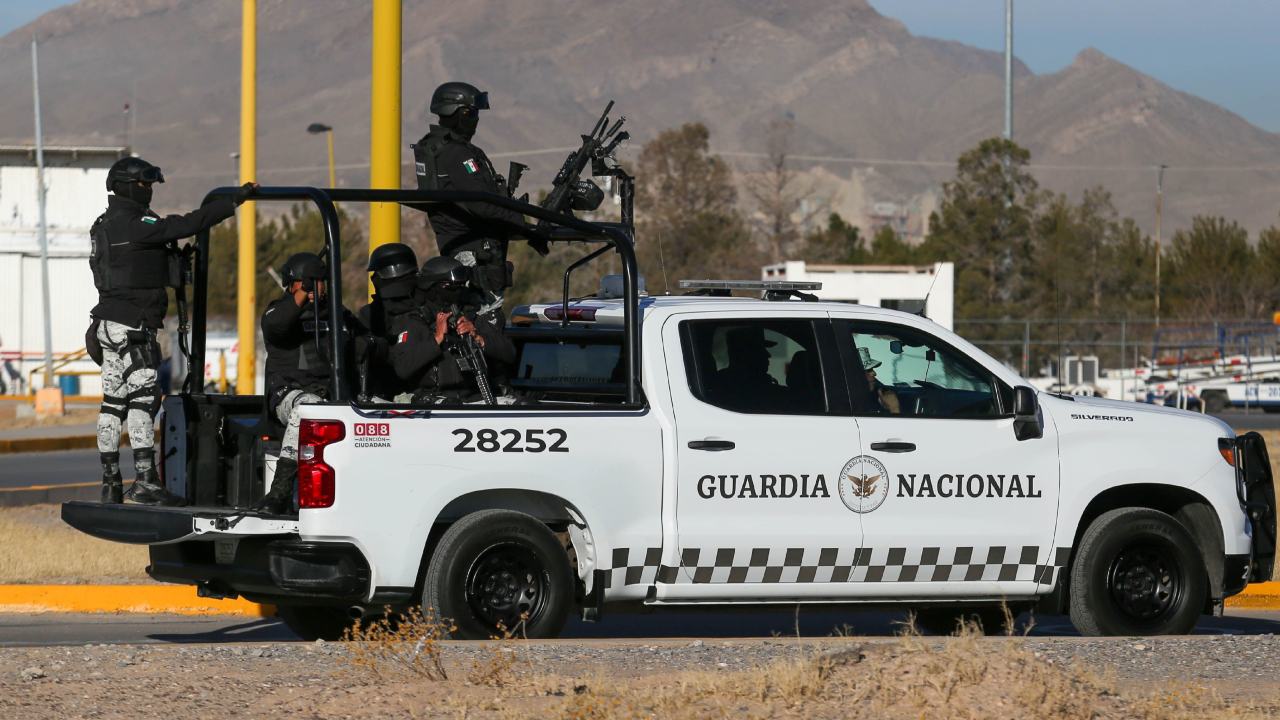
top-left (419, 256), bottom-right (470, 285)
top-left (105, 156), bottom-right (164, 191)
top-left (366, 243), bottom-right (418, 280)
top-left (430, 81), bottom-right (489, 117)
top-left (279, 252), bottom-right (326, 288)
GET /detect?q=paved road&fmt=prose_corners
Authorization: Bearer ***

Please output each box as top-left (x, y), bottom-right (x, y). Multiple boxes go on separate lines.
top-left (2, 608), bottom-right (1278, 647)
top-left (1218, 410), bottom-right (1280, 429)
top-left (0, 448), bottom-right (130, 490)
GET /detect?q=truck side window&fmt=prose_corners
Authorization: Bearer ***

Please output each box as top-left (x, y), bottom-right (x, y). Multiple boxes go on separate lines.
top-left (681, 319), bottom-right (828, 415)
top-left (847, 323), bottom-right (1000, 418)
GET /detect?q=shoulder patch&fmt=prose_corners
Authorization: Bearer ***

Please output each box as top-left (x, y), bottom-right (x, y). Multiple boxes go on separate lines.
top-left (140, 216), bottom-right (158, 224)
top-left (462, 159), bottom-right (479, 174)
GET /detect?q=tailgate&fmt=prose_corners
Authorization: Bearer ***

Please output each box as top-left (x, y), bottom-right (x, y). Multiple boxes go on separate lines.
top-left (61, 501), bottom-right (299, 545)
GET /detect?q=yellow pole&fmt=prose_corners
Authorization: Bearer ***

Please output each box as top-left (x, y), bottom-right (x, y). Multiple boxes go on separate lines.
top-left (369, 0), bottom-right (402, 297)
top-left (236, 0), bottom-right (257, 395)
top-left (326, 129), bottom-right (336, 188)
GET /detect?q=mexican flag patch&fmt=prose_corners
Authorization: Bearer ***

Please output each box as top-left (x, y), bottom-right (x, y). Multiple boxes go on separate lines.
top-left (462, 158), bottom-right (479, 174)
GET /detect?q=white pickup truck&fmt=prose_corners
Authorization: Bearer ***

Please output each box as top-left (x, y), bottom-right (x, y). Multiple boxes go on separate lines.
top-left (63, 187), bottom-right (1276, 640)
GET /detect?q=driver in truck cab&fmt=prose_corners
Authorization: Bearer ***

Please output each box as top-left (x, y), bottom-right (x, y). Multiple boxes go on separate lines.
top-left (859, 347), bottom-right (901, 415)
top-left (389, 255), bottom-right (514, 404)
top-left (256, 253), bottom-right (361, 514)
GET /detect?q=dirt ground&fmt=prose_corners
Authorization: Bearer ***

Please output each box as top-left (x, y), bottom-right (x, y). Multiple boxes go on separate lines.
top-left (2, 630), bottom-right (1279, 720)
top-left (0, 405), bottom-right (97, 432)
top-left (0, 504), bottom-right (150, 584)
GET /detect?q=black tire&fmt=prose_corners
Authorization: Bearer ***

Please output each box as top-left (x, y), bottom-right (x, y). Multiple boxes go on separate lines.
top-left (913, 606), bottom-right (1013, 636)
top-left (276, 605), bottom-right (354, 641)
top-left (1069, 507), bottom-right (1206, 636)
top-left (424, 509), bottom-right (574, 640)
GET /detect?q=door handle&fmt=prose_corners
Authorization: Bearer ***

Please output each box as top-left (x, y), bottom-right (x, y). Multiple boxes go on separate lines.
top-left (688, 439), bottom-right (735, 451)
top-left (870, 441), bottom-right (916, 453)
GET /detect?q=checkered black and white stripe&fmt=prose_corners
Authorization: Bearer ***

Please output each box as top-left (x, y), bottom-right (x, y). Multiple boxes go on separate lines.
top-left (602, 546), bottom-right (1070, 589)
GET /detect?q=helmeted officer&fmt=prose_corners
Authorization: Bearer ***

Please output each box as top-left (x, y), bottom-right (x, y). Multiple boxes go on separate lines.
top-left (412, 82), bottom-right (543, 314)
top-left (356, 242), bottom-right (420, 400)
top-left (389, 256), bottom-right (514, 404)
top-left (257, 252), bottom-right (360, 514)
top-left (88, 156), bottom-right (254, 505)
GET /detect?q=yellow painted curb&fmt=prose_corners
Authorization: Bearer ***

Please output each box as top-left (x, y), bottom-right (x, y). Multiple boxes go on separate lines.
top-left (1226, 582), bottom-right (1280, 609)
top-left (0, 585), bottom-right (274, 617)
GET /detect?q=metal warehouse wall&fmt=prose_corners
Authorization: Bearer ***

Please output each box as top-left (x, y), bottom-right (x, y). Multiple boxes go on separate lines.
top-left (0, 252), bottom-right (101, 393)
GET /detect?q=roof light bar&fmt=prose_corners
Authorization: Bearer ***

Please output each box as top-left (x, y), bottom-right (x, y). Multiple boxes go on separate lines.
top-left (677, 280), bottom-right (823, 291)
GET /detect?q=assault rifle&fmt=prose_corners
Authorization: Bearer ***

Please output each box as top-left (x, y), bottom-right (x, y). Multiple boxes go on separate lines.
top-left (445, 312), bottom-right (496, 406)
top-left (537, 101), bottom-right (628, 230)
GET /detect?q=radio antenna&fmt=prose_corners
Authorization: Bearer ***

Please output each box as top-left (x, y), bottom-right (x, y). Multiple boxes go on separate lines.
top-left (919, 261), bottom-right (942, 319)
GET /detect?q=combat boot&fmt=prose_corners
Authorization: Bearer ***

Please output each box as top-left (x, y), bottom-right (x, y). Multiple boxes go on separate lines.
top-left (99, 451), bottom-right (123, 504)
top-left (125, 448), bottom-right (186, 506)
top-left (252, 458), bottom-right (297, 515)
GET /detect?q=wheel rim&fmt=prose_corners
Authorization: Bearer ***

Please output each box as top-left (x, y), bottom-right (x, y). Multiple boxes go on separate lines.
top-left (463, 541), bottom-right (548, 633)
top-left (1106, 542), bottom-right (1184, 626)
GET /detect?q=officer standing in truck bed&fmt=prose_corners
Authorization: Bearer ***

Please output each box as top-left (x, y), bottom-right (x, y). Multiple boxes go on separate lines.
top-left (88, 156), bottom-right (254, 505)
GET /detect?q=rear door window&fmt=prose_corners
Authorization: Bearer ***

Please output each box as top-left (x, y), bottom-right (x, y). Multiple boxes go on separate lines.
top-left (680, 318), bottom-right (832, 415)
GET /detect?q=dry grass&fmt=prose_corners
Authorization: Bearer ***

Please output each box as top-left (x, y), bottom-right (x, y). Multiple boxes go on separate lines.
top-left (341, 606), bottom-right (455, 681)
top-left (0, 503), bottom-right (151, 584)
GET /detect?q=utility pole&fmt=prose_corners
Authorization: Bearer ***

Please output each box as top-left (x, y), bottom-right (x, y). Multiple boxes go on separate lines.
top-left (236, 0), bottom-right (257, 394)
top-left (1004, 0), bottom-right (1013, 141)
top-left (369, 0), bottom-right (402, 297)
top-left (31, 39), bottom-right (54, 389)
top-left (1155, 164), bottom-right (1166, 327)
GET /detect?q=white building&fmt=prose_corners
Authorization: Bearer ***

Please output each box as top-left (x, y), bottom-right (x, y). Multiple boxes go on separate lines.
top-left (0, 145), bottom-right (128, 394)
top-left (761, 260), bottom-right (955, 330)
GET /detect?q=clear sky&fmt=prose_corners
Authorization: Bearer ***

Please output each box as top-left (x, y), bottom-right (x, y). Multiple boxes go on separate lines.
top-left (868, 0), bottom-right (1280, 133)
top-left (3, 0), bottom-right (1277, 133)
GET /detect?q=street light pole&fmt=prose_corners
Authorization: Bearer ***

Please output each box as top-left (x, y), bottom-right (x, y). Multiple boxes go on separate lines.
top-left (1155, 164), bottom-right (1167, 327)
top-left (306, 123), bottom-right (336, 187)
top-left (1004, 0), bottom-right (1013, 141)
top-left (236, 0), bottom-right (257, 395)
top-left (31, 38), bottom-right (54, 389)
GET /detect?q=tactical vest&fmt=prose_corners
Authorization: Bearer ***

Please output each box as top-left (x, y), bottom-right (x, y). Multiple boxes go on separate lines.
top-left (412, 130), bottom-right (449, 191)
top-left (89, 211), bottom-right (172, 291)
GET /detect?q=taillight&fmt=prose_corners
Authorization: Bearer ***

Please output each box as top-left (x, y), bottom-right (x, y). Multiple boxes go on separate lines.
top-left (1218, 437), bottom-right (1236, 467)
top-left (298, 420), bottom-right (345, 509)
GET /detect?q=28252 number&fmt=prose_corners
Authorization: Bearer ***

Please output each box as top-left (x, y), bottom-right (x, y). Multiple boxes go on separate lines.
top-left (452, 428), bottom-right (568, 453)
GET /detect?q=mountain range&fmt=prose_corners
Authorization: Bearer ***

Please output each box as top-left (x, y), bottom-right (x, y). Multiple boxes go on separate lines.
top-left (1, 0), bottom-right (1278, 238)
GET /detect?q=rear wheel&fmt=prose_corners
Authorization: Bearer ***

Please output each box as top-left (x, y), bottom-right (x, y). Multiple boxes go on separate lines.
top-left (276, 605), bottom-right (353, 641)
top-left (424, 509), bottom-right (574, 640)
top-left (1069, 507), bottom-right (1206, 636)
top-left (1203, 391), bottom-right (1227, 415)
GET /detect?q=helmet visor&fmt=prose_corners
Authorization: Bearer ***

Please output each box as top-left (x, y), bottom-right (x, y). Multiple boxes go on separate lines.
top-left (138, 166), bottom-right (165, 184)
top-left (473, 91), bottom-right (490, 110)
top-left (372, 262), bottom-right (417, 280)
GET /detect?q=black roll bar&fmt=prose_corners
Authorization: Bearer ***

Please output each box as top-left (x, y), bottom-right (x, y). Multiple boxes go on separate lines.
top-left (192, 186), bottom-right (642, 406)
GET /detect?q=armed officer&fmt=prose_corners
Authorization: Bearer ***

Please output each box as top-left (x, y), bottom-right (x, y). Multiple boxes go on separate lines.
top-left (389, 256), bottom-right (514, 404)
top-left (357, 242), bottom-right (420, 401)
top-left (257, 253), bottom-right (360, 514)
top-left (89, 156), bottom-right (254, 505)
top-left (413, 81), bottom-right (543, 314)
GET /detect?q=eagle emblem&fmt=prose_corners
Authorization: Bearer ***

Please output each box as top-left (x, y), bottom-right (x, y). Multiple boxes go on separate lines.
top-left (850, 473), bottom-right (880, 498)
top-left (838, 455), bottom-right (890, 514)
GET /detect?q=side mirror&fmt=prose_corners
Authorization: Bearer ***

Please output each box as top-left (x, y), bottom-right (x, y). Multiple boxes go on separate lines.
top-left (1013, 386), bottom-right (1042, 441)
top-left (1014, 386), bottom-right (1038, 416)
top-left (889, 340), bottom-right (904, 355)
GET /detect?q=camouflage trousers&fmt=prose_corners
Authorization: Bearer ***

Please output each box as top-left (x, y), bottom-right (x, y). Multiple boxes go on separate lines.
top-left (275, 389), bottom-right (324, 463)
top-left (96, 320), bottom-right (159, 454)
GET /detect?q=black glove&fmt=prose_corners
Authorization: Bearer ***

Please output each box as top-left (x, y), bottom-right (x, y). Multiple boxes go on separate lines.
top-left (524, 224), bottom-right (551, 257)
top-left (232, 182), bottom-right (258, 206)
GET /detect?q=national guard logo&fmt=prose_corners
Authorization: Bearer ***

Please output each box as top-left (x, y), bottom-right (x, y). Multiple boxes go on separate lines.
top-left (838, 455), bottom-right (889, 514)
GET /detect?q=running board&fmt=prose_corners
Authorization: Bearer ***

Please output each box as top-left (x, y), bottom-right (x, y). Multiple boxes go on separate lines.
top-left (61, 501), bottom-right (298, 545)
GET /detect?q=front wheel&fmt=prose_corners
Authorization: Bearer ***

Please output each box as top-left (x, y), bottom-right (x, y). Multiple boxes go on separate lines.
top-left (424, 509), bottom-right (575, 640)
top-left (1069, 507), bottom-right (1206, 636)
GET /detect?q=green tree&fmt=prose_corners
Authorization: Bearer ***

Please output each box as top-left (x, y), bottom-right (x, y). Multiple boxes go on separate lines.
top-left (802, 213), bottom-right (867, 264)
top-left (1254, 219), bottom-right (1280, 316)
top-left (868, 225), bottom-right (922, 265)
top-left (1163, 216), bottom-right (1256, 319)
top-left (921, 138), bottom-right (1040, 321)
top-left (634, 122), bottom-right (757, 291)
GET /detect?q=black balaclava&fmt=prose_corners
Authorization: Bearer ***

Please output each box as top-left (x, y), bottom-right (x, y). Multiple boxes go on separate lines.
top-left (113, 181), bottom-right (153, 207)
top-left (441, 110), bottom-right (478, 141)
top-left (373, 274), bottom-right (416, 301)
top-left (421, 279), bottom-right (466, 309)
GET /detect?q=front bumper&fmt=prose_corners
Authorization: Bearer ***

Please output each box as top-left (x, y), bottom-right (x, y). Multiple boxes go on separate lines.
top-left (1235, 432), bottom-right (1277, 583)
top-left (149, 538), bottom-right (372, 605)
